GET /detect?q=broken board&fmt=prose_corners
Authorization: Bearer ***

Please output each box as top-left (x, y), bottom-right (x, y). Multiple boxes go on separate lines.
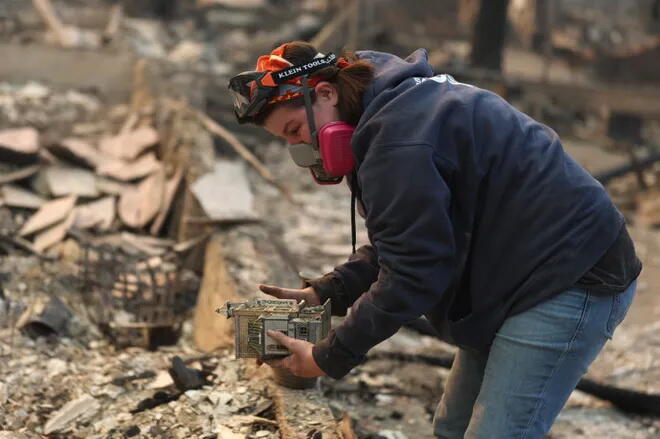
top-left (32, 165), bottom-right (100, 198)
top-left (99, 126), bottom-right (159, 161)
top-left (192, 233), bottom-right (241, 352)
top-left (19, 195), bottom-right (77, 236)
top-left (118, 169), bottom-right (164, 228)
top-left (33, 210), bottom-right (76, 252)
top-left (150, 167), bottom-right (184, 235)
top-left (0, 184), bottom-right (46, 209)
top-left (0, 127), bottom-right (40, 164)
top-left (96, 152), bottom-right (162, 182)
top-left (73, 196), bottom-right (116, 230)
top-left (49, 138), bottom-right (110, 169)
top-left (191, 160), bottom-right (257, 222)
top-left (268, 381), bottom-right (346, 439)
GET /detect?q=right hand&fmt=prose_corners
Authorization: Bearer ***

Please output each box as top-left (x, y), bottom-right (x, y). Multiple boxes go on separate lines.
top-left (258, 284), bottom-right (321, 306)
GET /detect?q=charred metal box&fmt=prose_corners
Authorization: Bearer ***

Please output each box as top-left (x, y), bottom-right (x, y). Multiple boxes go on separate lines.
top-left (216, 298), bottom-right (331, 358)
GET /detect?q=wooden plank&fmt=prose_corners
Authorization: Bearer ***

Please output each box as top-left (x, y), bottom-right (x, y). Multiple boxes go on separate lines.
top-left (19, 195), bottom-right (77, 236)
top-left (197, 0), bottom-right (265, 7)
top-left (31, 0), bottom-right (73, 47)
top-left (193, 233), bottom-right (241, 352)
top-left (338, 414), bottom-right (358, 439)
top-left (96, 152), bottom-right (162, 182)
top-left (102, 3), bottom-right (123, 43)
top-left (118, 169), bottom-right (164, 228)
top-left (269, 382), bottom-right (342, 439)
top-left (0, 127), bottom-right (40, 163)
top-left (32, 166), bottom-right (99, 198)
top-left (0, 164), bottom-right (42, 185)
top-left (150, 167), bottom-right (184, 235)
top-left (119, 232), bottom-right (166, 256)
top-left (49, 138), bottom-right (109, 169)
top-left (121, 232), bottom-right (175, 248)
top-left (99, 126), bottom-right (159, 161)
top-left (73, 196), bottom-right (115, 230)
top-left (33, 211), bottom-right (76, 252)
top-left (0, 185), bottom-right (46, 209)
top-left (95, 176), bottom-right (129, 195)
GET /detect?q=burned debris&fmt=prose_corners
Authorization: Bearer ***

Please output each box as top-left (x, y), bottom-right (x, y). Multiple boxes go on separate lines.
top-left (0, 1), bottom-right (659, 439)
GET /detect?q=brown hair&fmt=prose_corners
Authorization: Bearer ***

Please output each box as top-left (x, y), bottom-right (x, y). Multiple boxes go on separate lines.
top-left (253, 41), bottom-right (375, 126)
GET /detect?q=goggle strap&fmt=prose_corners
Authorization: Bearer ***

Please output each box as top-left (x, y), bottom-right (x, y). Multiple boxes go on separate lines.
top-left (271, 53), bottom-right (337, 85)
top-left (302, 76), bottom-right (319, 150)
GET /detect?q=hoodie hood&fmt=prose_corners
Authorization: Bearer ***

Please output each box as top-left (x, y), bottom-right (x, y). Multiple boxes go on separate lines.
top-left (357, 49), bottom-right (434, 112)
top-left (350, 49), bottom-right (434, 161)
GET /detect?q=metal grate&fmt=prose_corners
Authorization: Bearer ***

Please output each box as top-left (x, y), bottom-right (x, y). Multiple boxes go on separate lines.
top-left (79, 243), bottom-right (186, 349)
top-left (247, 318), bottom-right (262, 355)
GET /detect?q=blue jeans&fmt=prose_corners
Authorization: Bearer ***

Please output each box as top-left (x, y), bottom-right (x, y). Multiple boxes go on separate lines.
top-left (433, 280), bottom-right (637, 439)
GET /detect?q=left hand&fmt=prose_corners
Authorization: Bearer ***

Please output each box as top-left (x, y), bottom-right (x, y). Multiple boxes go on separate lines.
top-left (257, 330), bottom-right (326, 378)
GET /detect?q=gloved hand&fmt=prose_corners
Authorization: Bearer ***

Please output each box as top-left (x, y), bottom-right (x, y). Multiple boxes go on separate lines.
top-left (258, 284), bottom-right (321, 306)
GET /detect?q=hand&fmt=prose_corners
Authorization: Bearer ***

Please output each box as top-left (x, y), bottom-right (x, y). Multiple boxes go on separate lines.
top-left (257, 330), bottom-right (326, 378)
top-left (258, 284), bottom-right (321, 306)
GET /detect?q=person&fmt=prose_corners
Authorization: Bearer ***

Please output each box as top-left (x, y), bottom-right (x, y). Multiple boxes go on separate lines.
top-left (227, 41), bottom-right (642, 438)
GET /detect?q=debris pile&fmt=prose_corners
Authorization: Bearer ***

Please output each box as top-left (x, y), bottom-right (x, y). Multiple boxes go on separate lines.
top-left (0, 1), bottom-right (659, 438)
top-left (0, 80), bottom-right (180, 256)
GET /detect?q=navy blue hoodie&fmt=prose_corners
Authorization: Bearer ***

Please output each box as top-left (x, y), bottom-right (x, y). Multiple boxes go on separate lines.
top-left (310, 49), bottom-right (625, 379)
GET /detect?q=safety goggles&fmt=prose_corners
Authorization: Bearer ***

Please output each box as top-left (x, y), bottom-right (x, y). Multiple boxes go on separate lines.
top-left (228, 52), bottom-right (338, 124)
top-left (228, 71), bottom-right (279, 123)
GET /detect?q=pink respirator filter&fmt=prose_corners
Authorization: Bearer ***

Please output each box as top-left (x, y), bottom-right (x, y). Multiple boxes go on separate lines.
top-left (318, 122), bottom-right (355, 176)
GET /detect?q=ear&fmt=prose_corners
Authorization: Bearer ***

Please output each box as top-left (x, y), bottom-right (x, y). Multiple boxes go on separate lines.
top-left (314, 81), bottom-right (339, 106)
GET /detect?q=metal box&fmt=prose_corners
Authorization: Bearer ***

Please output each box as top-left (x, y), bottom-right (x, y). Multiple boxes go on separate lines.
top-left (216, 298), bottom-right (331, 358)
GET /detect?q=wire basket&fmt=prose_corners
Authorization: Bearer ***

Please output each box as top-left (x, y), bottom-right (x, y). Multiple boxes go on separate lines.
top-left (79, 243), bottom-right (187, 349)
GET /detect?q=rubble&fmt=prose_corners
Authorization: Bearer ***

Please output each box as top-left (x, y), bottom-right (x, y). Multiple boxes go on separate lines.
top-left (18, 195), bottom-right (76, 237)
top-left (43, 394), bottom-right (101, 435)
top-left (16, 295), bottom-right (72, 338)
top-left (169, 355), bottom-right (209, 392)
top-left (0, 184), bottom-right (45, 209)
top-left (0, 1), bottom-right (658, 438)
top-left (192, 160), bottom-right (258, 222)
top-left (0, 127), bottom-right (40, 163)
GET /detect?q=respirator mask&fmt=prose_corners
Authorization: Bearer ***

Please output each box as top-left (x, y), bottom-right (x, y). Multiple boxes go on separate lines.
top-left (228, 45), bottom-right (355, 184)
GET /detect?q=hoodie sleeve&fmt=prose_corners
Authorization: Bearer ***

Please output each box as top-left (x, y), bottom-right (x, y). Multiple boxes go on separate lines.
top-left (313, 143), bottom-right (455, 379)
top-left (305, 245), bottom-right (380, 316)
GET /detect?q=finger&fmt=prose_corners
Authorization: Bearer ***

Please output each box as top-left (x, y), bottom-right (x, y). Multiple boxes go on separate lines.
top-left (267, 330), bottom-right (294, 349)
top-left (259, 284), bottom-right (302, 302)
top-left (259, 284), bottom-right (285, 298)
top-left (264, 358), bottom-right (287, 368)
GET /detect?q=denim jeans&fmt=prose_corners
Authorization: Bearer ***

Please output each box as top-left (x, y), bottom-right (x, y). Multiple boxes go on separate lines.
top-left (433, 280), bottom-right (637, 439)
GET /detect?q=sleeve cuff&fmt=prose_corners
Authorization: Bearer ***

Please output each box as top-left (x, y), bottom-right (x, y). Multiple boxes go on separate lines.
top-left (312, 329), bottom-right (364, 379)
top-left (304, 273), bottom-right (349, 316)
